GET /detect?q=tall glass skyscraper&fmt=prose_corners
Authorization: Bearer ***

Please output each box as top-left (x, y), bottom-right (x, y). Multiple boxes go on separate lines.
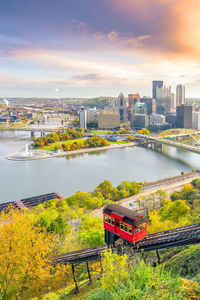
top-left (176, 84), bottom-right (185, 106)
top-left (152, 81), bottom-right (163, 98)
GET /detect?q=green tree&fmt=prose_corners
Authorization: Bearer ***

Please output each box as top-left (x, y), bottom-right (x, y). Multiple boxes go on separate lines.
top-left (159, 199), bottom-right (191, 223)
top-left (78, 216), bottom-right (104, 247)
top-left (94, 180), bottom-right (113, 199)
top-left (171, 191), bottom-right (181, 201)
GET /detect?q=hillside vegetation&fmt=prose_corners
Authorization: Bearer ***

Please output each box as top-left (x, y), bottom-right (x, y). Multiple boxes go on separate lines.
top-left (1, 177), bottom-right (200, 298)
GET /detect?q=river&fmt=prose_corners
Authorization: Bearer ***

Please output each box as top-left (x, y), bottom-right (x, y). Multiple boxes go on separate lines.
top-left (0, 131), bottom-right (200, 203)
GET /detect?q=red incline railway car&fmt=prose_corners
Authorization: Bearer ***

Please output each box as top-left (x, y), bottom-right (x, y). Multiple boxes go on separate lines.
top-left (103, 204), bottom-right (147, 246)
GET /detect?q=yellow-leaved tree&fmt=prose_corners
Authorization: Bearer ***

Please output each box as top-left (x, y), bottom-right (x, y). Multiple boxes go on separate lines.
top-left (0, 208), bottom-right (69, 299)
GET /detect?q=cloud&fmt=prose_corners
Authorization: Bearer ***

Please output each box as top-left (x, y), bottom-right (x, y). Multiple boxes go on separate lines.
top-left (1, 0), bottom-right (200, 97)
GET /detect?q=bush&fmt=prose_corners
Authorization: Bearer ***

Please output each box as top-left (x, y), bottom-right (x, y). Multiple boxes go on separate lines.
top-left (88, 251), bottom-right (186, 300)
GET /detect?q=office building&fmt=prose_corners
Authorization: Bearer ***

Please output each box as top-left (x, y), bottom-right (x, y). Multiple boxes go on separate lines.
top-left (117, 92), bottom-right (128, 122)
top-left (131, 114), bottom-right (149, 129)
top-left (152, 81), bottom-right (163, 99)
top-left (128, 93), bottom-right (140, 116)
top-left (170, 93), bottom-right (176, 113)
top-left (149, 114), bottom-right (166, 125)
top-left (166, 113), bottom-right (177, 128)
top-left (192, 111), bottom-right (200, 130)
top-left (176, 84), bottom-right (185, 106)
top-left (140, 97), bottom-right (156, 115)
top-left (156, 85), bottom-right (172, 115)
top-left (176, 105), bottom-right (193, 128)
top-left (98, 112), bottom-right (120, 129)
top-left (149, 114), bottom-right (170, 132)
top-left (87, 107), bottom-right (99, 123)
top-left (79, 107), bottom-right (87, 129)
top-left (132, 103), bottom-right (148, 115)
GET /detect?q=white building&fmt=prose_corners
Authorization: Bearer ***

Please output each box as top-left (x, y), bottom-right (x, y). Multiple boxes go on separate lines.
top-left (176, 84), bottom-right (185, 107)
top-left (79, 108), bottom-right (87, 129)
top-left (170, 93), bottom-right (176, 113)
top-left (192, 111), bottom-right (200, 130)
top-left (150, 114), bottom-right (166, 125)
top-left (87, 107), bottom-right (99, 123)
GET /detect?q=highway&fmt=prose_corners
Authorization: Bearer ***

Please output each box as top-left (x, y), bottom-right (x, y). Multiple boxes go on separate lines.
top-left (94, 171), bottom-right (200, 217)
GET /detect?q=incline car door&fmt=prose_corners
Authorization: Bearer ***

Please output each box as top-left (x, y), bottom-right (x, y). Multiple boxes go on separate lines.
top-left (115, 219), bottom-right (120, 235)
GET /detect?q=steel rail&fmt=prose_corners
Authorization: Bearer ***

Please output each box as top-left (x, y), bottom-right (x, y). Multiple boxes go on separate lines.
top-left (53, 222), bottom-right (200, 264)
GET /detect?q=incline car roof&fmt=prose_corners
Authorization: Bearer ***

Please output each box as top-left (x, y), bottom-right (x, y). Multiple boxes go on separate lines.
top-left (104, 204), bottom-right (141, 220)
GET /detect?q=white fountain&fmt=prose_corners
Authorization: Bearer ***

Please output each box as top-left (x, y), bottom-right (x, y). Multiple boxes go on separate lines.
top-left (13, 142), bottom-right (34, 159)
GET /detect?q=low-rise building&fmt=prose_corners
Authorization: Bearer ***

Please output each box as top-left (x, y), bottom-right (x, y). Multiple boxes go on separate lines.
top-left (166, 113), bottom-right (177, 128)
top-left (98, 112), bottom-right (120, 129)
top-left (131, 114), bottom-right (149, 129)
top-left (149, 114), bottom-right (166, 125)
top-left (107, 135), bottom-right (124, 142)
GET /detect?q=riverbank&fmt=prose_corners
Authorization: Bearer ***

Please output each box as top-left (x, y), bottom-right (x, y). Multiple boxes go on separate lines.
top-left (6, 142), bottom-right (135, 161)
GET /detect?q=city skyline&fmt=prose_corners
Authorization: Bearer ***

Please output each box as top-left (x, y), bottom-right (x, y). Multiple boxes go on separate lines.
top-left (1, 0), bottom-right (200, 98)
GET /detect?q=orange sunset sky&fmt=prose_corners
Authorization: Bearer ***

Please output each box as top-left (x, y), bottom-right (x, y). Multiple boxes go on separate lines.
top-left (1, 0), bottom-right (200, 97)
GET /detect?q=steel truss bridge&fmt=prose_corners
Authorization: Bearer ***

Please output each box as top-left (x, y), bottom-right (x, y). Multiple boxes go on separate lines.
top-left (135, 129), bottom-right (200, 154)
top-left (158, 128), bottom-right (200, 142)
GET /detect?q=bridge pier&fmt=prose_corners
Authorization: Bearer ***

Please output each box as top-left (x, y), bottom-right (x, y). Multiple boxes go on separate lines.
top-left (146, 140), bottom-right (162, 150)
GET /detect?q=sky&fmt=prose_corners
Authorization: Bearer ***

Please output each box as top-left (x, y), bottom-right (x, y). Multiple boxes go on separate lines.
top-left (1, 0), bottom-right (200, 98)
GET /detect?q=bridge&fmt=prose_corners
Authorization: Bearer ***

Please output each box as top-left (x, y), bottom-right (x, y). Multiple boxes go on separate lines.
top-left (135, 129), bottom-right (200, 154)
top-left (158, 128), bottom-right (200, 141)
top-left (0, 126), bottom-right (70, 138)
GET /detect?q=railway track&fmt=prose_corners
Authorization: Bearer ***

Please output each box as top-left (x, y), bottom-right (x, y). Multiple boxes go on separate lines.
top-left (0, 192), bottom-right (62, 212)
top-left (53, 222), bottom-right (200, 264)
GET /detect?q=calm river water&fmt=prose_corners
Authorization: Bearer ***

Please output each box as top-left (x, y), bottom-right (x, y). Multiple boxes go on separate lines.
top-left (0, 131), bottom-right (200, 203)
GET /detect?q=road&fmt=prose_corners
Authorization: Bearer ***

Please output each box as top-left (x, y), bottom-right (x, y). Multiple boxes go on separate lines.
top-left (94, 173), bottom-right (199, 218)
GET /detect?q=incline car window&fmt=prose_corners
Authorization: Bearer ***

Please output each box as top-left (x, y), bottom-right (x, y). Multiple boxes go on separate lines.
top-left (104, 215), bottom-right (115, 225)
top-left (120, 222), bottom-right (132, 234)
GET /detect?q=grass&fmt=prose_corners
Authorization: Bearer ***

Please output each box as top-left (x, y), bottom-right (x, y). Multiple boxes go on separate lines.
top-left (91, 130), bottom-right (113, 134)
top-left (40, 138), bottom-right (84, 151)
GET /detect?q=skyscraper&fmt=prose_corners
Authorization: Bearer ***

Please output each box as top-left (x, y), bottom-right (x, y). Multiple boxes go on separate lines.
top-left (176, 84), bottom-right (185, 106)
top-left (117, 93), bottom-right (127, 122)
top-left (79, 107), bottom-right (87, 129)
top-left (140, 97), bottom-right (156, 115)
top-left (176, 105), bottom-right (192, 128)
top-left (152, 81), bottom-right (163, 99)
top-left (128, 93), bottom-right (140, 119)
top-left (156, 85), bottom-right (172, 115)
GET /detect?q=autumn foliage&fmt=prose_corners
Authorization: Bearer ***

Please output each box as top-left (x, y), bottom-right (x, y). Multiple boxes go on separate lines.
top-left (0, 208), bottom-right (68, 299)
top-left (33, 128), bottom-right (83, 148)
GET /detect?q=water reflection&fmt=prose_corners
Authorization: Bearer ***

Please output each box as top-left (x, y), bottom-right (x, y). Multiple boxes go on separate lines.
top-left (65, 149), bottom-right (108, 161)
top-left (1, 131), bottom-right (200, 203)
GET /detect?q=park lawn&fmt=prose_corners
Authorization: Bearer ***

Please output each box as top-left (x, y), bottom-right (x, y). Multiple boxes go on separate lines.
top-left (40, 138), bottom-right (85, 151)
top-left (91, 130), bottom-right (113, 134)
